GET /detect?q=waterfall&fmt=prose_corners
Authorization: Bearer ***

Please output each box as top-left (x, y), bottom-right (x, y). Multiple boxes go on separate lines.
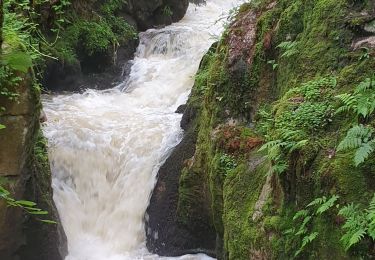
top-left (42, 1), bottom-right (242, 259)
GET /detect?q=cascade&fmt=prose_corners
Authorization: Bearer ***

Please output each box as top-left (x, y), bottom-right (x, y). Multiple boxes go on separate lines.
top-left (43, 1), bottom-right (242, 259)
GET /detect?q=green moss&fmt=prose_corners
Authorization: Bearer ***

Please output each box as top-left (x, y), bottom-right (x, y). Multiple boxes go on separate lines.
top-left (29, 130), bottom-right (55, 211)
top-left (177, 0), bottom-right (375, 258)
top-left (263, 215), bottom-right (281, 231)
top-left (223, 158), bottom-right (270, 259)
top-left (46, 0), bottom-right (136, 71)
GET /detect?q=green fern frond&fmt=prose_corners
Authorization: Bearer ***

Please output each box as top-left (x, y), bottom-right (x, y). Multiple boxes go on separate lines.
top-left (290, 139), bottom-right (308, 152)
top-left (302, 232), bottom-right (319, 248)
top-left (295, 232), bottom-right (319, 257)
top-left (355, 77), bottom-right (374, 94)
top-left (335, 105), bottom-right (352, 115)
top-left (258, 140), bottom-right (282, 152)
top-left (316, 195), bottom-right (339, 215)
top-left (336, 93), bottom-right (356, 111)
top-left (337, 125), bottom-right (373, 150)
top-left (354, 143), bottom-right (374, 166)
top-left (307, 196), bottom-right (326, 208)
top-left (345, 229), bottom-right (366, 250)
top-left (293, 209), bottom-right (309, 221)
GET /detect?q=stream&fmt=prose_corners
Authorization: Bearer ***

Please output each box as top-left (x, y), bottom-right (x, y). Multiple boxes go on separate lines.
top-left (42, 1), bottom-right (241, 259)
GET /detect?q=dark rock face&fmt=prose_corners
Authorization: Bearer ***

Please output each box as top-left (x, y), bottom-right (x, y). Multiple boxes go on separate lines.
top-left (43, 39), bottom-right (139, 92)
top-left (146, 105), bottom-right (216, 257)
top-left (17, 133), bottom-right (67, 260)
top-left (125, 0), bottom-right (189, 31)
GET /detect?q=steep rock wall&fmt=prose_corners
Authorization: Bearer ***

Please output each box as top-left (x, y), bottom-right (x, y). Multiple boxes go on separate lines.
top-left (147, 0), bottom-right (375, 259)
top-left (0, 76), bottom-right (66, 259)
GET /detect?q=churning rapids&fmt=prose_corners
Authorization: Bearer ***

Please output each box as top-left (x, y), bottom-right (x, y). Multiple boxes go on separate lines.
top-left (42, 0), bottom-right (242, 259)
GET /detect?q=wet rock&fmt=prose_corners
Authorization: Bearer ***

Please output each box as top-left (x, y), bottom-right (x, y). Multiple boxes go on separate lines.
top-left (175, 104), bottom-right (187, 114)
top-left (43, 39), bottom-right (139, 92)
top-left (125, 0), bottom-right (189, 31)
top-left (146, 102), bottom-right (216, 257)
top-left (0, 179), bottom-right (24, 259)
top-left (352, 36), bottom-right (375, 49)
top-left (180, 105), bottom-right (197, 130)
top-left (0, 75), bottom-right (66, 259)
top-left (227, 9), bottom-right (258, 68)
top-left (252, 172), bottom-right (272, 221)
top-left (190, 0), bottom-right (206, 5)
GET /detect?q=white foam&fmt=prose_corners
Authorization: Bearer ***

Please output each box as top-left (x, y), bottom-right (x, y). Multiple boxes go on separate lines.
top-left (43, 1), bottom-right (243, 259)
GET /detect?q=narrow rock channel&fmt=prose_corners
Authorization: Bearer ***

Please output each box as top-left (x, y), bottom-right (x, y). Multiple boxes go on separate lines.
top-left (42, 1), bottom-right (242, 259)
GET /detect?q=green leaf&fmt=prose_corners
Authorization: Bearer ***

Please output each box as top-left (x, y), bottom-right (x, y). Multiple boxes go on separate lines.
top-left (346, 229), bottom-right (366, 250)
top-left (354, 143), bottom-right (374, 166)
top-left (293, 209), bottom-right (308, 220)
top-left (316, 195), bottom-right (339, 215)
top-left (16, 200), bottom-right (36, 207)
top-left (29, 210), bottom-right (48, 215)
top-left (39, 219), bottom-right (57, 224)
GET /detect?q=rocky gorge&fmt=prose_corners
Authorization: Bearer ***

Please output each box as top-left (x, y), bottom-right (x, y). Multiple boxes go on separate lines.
top-left (1, 0), bottom-right (375, 259)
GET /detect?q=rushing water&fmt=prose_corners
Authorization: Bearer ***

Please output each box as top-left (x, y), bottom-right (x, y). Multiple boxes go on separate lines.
top-left (43, 1), bottom-right (241, 259)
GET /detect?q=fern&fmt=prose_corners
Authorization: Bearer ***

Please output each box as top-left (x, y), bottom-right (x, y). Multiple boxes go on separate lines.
top-left (336, 76), bottom-right (375, 119)
top-left (277, 41), bottom-right (299, 58)
top-left (354, 142), bottom-right (374, 166)
top-left (337, 125), bottom-right (375, 166)
top-left (339, 193), bottom-right (375, 251)
top-left (367, 195), bottom-right (375, 240)
top-left (316, 195), bottom-right (339, 215)
top-left (288, 195), bottom-right (339, 257)
top-left (295, 232), bottom-right (319, 257)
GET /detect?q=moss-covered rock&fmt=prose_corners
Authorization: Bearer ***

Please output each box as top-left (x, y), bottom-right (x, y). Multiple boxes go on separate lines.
top-left (149, 0), bottom-right (375, 259)
top-left (0, 74), bottom-right (66, 259)
top-left (41, 0), bottom-right (189, 91)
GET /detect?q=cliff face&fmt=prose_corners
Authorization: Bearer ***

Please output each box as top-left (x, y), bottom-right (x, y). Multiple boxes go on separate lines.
top-left (0, 76), bottom-right (66, 259)
top-left (147, 0), bottom-right (375, 259)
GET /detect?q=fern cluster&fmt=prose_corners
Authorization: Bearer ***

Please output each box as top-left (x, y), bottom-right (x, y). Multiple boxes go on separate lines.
top-left (277, 41), bottom-right (299, 58)
top-left (337, 125), bottom-right (375, 166)
top-left (285, 195), bottom-right (339, 257)
top-left (336, 77), bottom-right (375, 119)
top-left (257, 77), bottom-right (336, 174)
top-left (336, 77), bottom-right (375, 166)
top-left (339, 194), bottom-right (375, 251)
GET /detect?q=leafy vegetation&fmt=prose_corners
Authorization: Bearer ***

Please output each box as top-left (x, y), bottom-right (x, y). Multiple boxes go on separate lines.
top-left (176, 0), bottom-right (375, 259)
top-left (336, 77), bottom-right (375, 166)
top-left (0, 185), bottom-right (55, 224)
top-left (337, 124), bottom-right (375, 166)
top-left (336, 77), bottom-right (375, 120)
top-left (219, 153), bottom-right (238, 175)
top-left (286, 195), bottom-right (339, 257)
top-left (339, 194), bottom-right (375, 251)
top-left (258, 77), bottom-right (336, 175)
top-left (277, 41), bottom-right (299, 58)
